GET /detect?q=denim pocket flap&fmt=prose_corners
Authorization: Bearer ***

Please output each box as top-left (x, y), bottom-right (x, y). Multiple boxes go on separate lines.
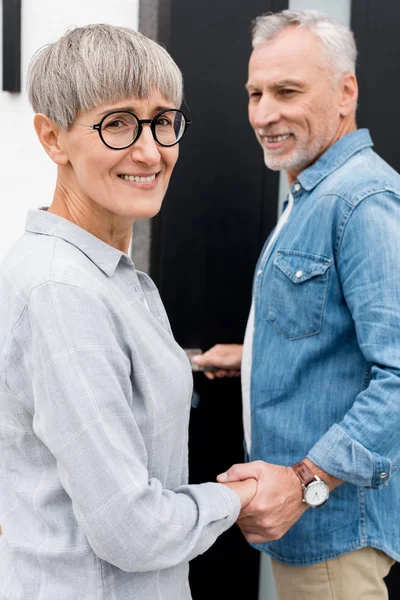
top-left (274, 251), bottom-right (330, 284)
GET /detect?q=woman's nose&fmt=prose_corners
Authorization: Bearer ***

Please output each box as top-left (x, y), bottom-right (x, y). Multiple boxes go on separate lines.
top-left (130, 124), bottom-right (161, 165)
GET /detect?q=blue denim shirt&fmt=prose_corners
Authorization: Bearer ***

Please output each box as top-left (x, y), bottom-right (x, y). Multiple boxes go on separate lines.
top-left (250, 129), bottom-right (400, 565)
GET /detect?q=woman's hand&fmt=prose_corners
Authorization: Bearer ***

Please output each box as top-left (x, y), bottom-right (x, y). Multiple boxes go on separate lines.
top-left (222, 477), bottom-right (257, 509)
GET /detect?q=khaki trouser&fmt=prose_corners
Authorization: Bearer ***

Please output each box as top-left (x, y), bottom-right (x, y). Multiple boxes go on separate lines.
top-left (271, 547), bottom-right (395, 600)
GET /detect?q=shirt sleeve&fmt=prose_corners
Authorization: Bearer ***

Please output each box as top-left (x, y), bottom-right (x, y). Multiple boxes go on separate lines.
top-left (16, 281), bottom-right (240, 572)
top-left (307, 191), bottom-right (400, 488)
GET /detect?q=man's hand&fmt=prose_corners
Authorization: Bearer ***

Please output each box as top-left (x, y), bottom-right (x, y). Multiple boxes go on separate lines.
top-left (218, 461), bottom-right (307, 543)
top-left (191, 344), bottom-right (243, 380)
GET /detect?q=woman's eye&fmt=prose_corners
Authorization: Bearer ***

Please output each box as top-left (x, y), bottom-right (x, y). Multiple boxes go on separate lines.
top-left (157, 117), bottom-right (172, 127)
top-left (106, 119), bottom-right (125, 129)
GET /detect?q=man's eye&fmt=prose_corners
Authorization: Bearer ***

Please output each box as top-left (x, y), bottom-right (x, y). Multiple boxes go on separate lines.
top-left (279, 89), bottom-right (296, 96)
top-left (249, 92), bottom-right (261, 99)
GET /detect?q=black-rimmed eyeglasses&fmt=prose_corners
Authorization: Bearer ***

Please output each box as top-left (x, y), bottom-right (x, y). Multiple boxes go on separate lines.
top-left (72, 109), bottom-right (191, 150)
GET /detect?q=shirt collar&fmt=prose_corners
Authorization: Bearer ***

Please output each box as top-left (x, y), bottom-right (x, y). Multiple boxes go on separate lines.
top-left (297, 129), bottom-right (373, 192)
top-left (25, 209), bottom-right (126, 277)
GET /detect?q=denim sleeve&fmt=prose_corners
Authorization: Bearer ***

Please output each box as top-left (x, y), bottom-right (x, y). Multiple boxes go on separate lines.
top-left (307, 191), bottom-right (400, 488)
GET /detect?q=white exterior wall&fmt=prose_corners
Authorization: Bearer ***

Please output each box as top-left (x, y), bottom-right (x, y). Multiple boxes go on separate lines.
top-left (0, 0), bottom-right (139, 260)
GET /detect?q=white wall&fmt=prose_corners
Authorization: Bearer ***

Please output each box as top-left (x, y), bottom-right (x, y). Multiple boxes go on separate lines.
top-left (0, 0), bottom-right (139, 260)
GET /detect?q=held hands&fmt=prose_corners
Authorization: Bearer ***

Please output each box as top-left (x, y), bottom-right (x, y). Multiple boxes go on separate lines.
top-left (191, 344), bottom-right (243, 380)
top-left (223, 478), bottom-right (258, 509)
top-left (218, 461), bottom-right (307, 544)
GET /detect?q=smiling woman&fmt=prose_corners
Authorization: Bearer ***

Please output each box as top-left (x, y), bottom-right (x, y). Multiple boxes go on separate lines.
top-left (0, 23), bottom-right (257, 600)
top-left (27, 24), bottom-right (191, 240)
top-left (36, 89), bottom-right (183, 228)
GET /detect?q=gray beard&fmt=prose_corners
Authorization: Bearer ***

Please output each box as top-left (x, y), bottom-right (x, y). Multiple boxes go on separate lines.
top-left (262, 128), bottom-right (336, 173)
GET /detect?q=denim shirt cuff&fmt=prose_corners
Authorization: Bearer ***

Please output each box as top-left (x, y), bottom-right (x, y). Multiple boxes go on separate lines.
top-left (307, 423), bottom-right (397, 488)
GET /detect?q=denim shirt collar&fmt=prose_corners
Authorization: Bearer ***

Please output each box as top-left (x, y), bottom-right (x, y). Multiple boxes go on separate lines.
top-left (297, 129), bottom-right (373, 192)
top-left (25, 208), bottom-right (127, 277)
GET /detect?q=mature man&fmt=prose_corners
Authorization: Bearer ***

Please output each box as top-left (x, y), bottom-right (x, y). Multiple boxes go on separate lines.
top-left (192, 9), bottom-right (399, 599)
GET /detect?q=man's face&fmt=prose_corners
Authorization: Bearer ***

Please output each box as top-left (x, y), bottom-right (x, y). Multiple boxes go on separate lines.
top-left (246, 27), bottom-right (344, 178)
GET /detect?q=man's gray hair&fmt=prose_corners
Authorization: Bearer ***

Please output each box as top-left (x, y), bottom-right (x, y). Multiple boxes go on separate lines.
top-left (27, 24), bottom-right (183, 130)
top-left (251, 9), bottom-right (357, 81)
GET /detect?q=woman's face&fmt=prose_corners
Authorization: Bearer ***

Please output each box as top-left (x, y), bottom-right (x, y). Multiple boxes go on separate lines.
top-left (58, 90), bottom-right (180, 221)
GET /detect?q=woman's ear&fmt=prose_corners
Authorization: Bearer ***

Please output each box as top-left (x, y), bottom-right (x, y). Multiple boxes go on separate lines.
top-left (33, 114), bottom-right (69, 166)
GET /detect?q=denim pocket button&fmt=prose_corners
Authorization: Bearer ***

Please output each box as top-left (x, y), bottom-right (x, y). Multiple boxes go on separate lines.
top-left (296, 270), bottom-right (303, 278)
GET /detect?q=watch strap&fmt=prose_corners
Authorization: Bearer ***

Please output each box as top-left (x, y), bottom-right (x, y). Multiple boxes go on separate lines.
top-left (291, 461), bottom-right (316, 486)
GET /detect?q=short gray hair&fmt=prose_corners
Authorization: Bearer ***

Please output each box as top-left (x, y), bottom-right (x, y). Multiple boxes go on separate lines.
top-left (27, 24), bottom-right (183, 129)
top-left (251, 9), bottom-right (357, 82)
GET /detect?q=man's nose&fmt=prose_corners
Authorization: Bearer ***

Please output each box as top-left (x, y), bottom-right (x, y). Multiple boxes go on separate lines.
top-left (130, 124), bottom-right (161, 165)
top-left (251, 96), bottom-right (281, 129)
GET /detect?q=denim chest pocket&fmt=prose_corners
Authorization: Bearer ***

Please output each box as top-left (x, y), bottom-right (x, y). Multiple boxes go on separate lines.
top-left (267, 250), bottom-right (331, 340)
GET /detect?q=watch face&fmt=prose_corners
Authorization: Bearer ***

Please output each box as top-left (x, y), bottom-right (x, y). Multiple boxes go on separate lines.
top-left (304, 480), bottom-right (329, 507)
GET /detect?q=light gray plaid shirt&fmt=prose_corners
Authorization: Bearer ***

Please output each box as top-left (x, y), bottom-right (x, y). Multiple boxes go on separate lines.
top-left (0, 209), bottom-right (240, 599)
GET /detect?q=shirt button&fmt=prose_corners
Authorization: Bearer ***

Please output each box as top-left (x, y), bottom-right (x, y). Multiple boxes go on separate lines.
top-left (257, 269), bottom-right (262, 276)
top-left (293, 183), bottom-right (301, 192)
top-left (295, 270), bottom-right (303, 278)
top-left (380, 472), bottom-right (387, 478)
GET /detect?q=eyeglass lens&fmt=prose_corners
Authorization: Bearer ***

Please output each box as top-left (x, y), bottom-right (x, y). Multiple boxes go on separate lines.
top-left (101, 110), bottom-right (186, 148)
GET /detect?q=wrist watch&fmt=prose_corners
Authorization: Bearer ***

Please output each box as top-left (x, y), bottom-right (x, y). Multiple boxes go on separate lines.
top-left (291, 461), bottom-right (329, 508)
